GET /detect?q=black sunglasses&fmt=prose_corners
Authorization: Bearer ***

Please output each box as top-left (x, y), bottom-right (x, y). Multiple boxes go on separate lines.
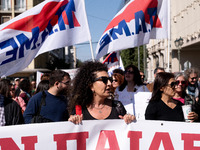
top-left (176, 80), bottom-right (186, 85)
top-left (168, 81), bottom-right (178, 88)
top-left (94, 76), bottom-right (113, 84)
top-left (113, 79), bottom-right (118, 82)
top-left (191, 77), bottom-right (197, 81)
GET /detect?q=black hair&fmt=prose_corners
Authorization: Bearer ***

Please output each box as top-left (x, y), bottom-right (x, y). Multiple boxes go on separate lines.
top-left (150, 72), bottom-right (174, 102)
top-left (119, 64), bottom-right (143, 91)
top-left (35, 80), bottom-right (50, 94)
top-left (68, 61), bottom-right (108, 113)
top-left (49, 70), bottom-right (70, 87)
top-left (0, 79), bottom-right (11, 98)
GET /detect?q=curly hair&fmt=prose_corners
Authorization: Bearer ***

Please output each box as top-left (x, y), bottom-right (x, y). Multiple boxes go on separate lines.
top-left (150, 72), bottom-right (174, 102)
top-left (184, 67), bottom-right (199, 80)
top-left (68, 61), bottom-right (108, 113)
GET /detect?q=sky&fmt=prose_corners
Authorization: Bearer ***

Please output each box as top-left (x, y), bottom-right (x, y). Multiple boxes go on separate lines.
top-left (76, 0), bottom-right (124, 61)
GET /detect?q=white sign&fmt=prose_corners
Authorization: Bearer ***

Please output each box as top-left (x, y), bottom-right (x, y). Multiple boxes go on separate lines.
top-left (0, 120), bottom-right (200, 149)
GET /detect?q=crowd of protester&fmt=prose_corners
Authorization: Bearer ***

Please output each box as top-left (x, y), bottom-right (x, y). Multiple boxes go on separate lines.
top-left (0, 61), bottom-right (200, 126)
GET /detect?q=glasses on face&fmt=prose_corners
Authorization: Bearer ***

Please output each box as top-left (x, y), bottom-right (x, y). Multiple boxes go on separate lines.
top-left (60, 81), bottom-right (70, 85)
top-left (190, 77), bottom-right (197, 81)
top-left (94, 76), bottom-right (113, 84)
top-left (140, 75), bottom-right (145, 78)
top-left (176, 80), bottom-right (186, 85)
top-left (168, 81), bottom-right (178, 89)
top-left (125, 70), bottom-right (134, 74)
top-left (113, 79), bottom-right (118, 82)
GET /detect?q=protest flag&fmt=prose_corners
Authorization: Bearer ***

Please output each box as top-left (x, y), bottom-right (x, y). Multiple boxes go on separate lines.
top-left (0, 0), bottom-right (91, 77)
top-left (96, 0), bottom-right (168, 59)
top-left (103, 51), bottom-right (124, 76)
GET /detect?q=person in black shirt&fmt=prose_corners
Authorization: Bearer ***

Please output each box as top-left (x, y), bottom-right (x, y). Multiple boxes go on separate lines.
top-left (68, 61), bottom-right (135, 124)
top-left (145, 72), bottom-right (185, 121)
top-left (0, 79), bottom-right (24, 126)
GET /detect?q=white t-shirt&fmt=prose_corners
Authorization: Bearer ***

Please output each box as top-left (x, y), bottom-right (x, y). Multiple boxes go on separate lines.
top-left (115, 85), bottom-right (151, 120)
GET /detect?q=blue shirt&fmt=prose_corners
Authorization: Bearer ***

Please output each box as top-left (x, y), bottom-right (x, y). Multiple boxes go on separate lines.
top-left (23, 91), bottom-right (68, 124)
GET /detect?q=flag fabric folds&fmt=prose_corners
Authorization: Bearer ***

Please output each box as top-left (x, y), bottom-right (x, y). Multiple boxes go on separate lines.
top-left (96, 0), bottom-right (168, 59)
top-left (0, 0), bottom-right (91, 77)
top-left (103, 51), bottom-right (124, 76)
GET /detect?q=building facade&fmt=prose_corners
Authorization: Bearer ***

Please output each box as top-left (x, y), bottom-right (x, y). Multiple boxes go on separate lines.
top-left (147, 0), bottom-right (200, 81)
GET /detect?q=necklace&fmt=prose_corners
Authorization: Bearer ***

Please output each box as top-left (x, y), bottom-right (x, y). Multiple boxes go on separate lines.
top-left (93, 104), bottom-right (105, 113)
top-left (129, 92), bottom-right (133, 101)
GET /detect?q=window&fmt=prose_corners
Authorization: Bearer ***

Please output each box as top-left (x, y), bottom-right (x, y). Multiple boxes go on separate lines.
top-left (1, 16), bottom-right (11, 23)
top-left (15, 0), bottom-right (26, 11)
top-left (1, 0), bottom-right (11, 11)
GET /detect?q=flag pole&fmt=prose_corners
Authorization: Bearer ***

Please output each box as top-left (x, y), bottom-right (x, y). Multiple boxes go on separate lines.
top-left (138, 46), bottom-right (140, 70)
top-left (89, 40), bottom-right (95, 61)
top-left (167, 0), bottom-right (171, 72)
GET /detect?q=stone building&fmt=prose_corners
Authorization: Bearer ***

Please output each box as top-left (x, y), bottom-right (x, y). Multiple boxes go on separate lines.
top-left (147, 0), bottom-right (200, 81)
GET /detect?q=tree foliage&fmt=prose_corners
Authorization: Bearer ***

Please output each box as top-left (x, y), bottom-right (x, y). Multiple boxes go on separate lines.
top-left (120, 46), bottom-right (147, 71)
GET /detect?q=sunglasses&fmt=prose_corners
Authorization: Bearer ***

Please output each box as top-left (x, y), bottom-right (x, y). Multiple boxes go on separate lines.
top-left (176, 80), bottom-right (186, 85)
top-left (190, 77), bottom-right (197, 81)
top-left (125, 70), bottom-right (134, 74)
top-left (113, 79), bottom-right (118, 82)
top-left (94, 76), bottom-right (113, 84)
top-left (168, 81), bottom-right (178, 88)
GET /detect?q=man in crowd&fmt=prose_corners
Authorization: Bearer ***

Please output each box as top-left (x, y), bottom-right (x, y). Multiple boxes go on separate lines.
top-left (23, 70), bottom-right (70, 123)
top-left (146, 67), bottom-right (165, 92)
top-left (140, 71), bottom-right (146, 84)
top-left (185, 68), bottom-right (200, 102)
top-left (14, 78), bottom-right (20, 89)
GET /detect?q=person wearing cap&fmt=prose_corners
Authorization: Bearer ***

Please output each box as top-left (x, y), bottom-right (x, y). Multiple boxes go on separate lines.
top-left (14, 78), bottom-right (20, 90)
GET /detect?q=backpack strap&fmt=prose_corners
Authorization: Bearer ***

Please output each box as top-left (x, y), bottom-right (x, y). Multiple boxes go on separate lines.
top-left (75, 105), bottom-right (82, 115)
top-left (36, 91), bottom-right (46, 116)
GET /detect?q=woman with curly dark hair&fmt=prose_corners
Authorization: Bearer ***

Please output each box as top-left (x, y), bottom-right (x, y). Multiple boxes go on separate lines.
top-left (68, 61), bottom-right (135, 124)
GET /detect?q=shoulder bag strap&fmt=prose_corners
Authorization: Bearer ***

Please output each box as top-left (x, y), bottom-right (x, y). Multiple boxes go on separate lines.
top-left (36, 91), bottom-right (46, 116)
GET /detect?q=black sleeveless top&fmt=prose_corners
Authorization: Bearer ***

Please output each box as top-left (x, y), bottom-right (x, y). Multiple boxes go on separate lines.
top-left (72, 100), bottom-right (127, 120)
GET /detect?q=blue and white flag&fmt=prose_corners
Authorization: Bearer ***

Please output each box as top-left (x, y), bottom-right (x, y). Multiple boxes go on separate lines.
top-left (0, 0), bottom-right (91, 77)
top-left (103, 51), bottom-right (124, 76)
top-left (96, 0), bottom-right (168, 59)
